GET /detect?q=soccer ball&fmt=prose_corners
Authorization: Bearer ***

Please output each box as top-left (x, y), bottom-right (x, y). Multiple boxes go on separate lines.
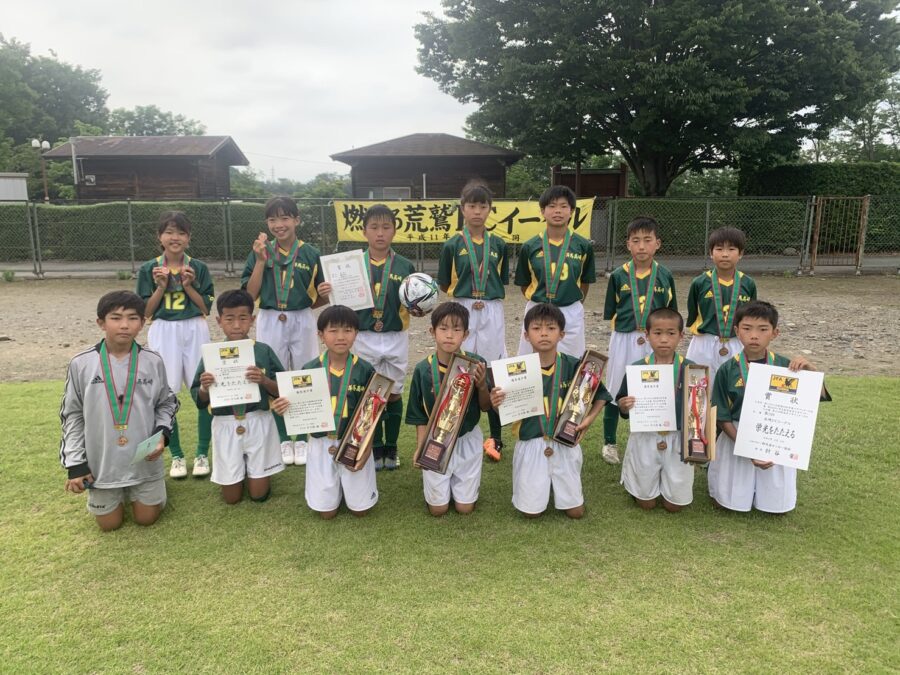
top-left (398, 272), bottom-right (440, 315)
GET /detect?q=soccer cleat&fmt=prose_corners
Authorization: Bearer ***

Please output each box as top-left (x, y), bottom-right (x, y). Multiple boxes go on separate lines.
top-left (601, 443), bottom-right (620, 465)
top-left (281, 441), bottom-right (295, 465)
top-left (293, 440), bottom-right (308, 466)
top-left (169, 457), bottom-right (188, 479)
top-left (384, 456), bottom-right (398, 471)
top-left (483, 438), bottom-right (503, 462)
top-left (374, 457), bottom-right (385, 471)
top-left (192, 455), bottom-right (210, 478)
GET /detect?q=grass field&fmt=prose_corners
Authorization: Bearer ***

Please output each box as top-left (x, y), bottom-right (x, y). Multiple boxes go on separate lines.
top-left (1, 377), bottom-right (897, 673)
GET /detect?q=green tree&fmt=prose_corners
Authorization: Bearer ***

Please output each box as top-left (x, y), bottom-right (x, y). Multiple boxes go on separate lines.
top-left (417, 1), bottom-right (899, 196)
top-left (294, 173), bottom-right (350, 199)
top-left (108, 104), bottom-right (206, 136)
top-left (229, 168), bottom-right (269, 198)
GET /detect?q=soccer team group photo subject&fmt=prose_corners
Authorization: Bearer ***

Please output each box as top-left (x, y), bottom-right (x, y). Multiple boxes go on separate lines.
top-left (60, 182), bottom-right (831, 531)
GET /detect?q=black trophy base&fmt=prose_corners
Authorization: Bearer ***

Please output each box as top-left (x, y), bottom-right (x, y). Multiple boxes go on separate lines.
top-left (554, 419), bottom-right (580, 446)
top-left (418, 439), bottom-right (447, 472)
top-left (337, 444), bottom-right (360, 467)
top-left (687, 438), bottom-right (708, 461)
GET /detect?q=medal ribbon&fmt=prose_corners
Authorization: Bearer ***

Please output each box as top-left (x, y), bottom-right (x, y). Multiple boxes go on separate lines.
top-left (541, 229), bottom-right (572, 299)
top-left (628, 260), bottom-right (659, 331)
top-left (364, 249), bottom-right (394, 317)
top-left (648, 352), bottom-right (684, 392)
top-left (538, 354), bottom-right (563, 439)
top-left (267, 239), bottom-right (300, 308)
top-left (737, 351), bottom-right (774, 384)
top-left (429, 350), bottom-right (468, 410)
top-left (99, 340), bottom-right (139, 432)
top-left (711, 269), bottom-right (742, 339)
top-left (324, 353), bottom-right (355, 434)
top-left (462, 229), bottom-right (490, 297)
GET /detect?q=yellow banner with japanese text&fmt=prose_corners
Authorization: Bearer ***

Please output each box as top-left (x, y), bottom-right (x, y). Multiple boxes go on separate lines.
top-left (334, 199), bottom-right (595, 244)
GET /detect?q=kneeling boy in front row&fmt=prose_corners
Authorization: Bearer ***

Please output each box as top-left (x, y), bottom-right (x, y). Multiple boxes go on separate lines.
top-left (406, 302), bottom-right (492, 516)
top-left (491, 303), bottom-right (611, 519)
top-left (616, 307), bottom-right (696, 512)
top-left (192, 290), bottom-right (285, 504)
top-left (61, 291), bottom-right (179, 531)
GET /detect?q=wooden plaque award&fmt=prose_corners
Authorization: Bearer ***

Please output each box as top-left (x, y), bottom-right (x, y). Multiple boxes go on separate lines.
top-left (333, 372), bottom-right (395, 471)
top-left (681, 364), bottom-right (717, 463)
top-left (553, 350), bottom-right (609, 447)
top-left (413, 352), bottom-right (481, 474)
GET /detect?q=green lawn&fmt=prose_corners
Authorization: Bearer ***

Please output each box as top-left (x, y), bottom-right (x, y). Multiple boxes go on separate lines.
top-left (1, 377), bottom-right (897, 673)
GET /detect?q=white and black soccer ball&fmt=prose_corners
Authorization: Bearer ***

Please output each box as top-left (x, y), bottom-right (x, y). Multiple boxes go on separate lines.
top-left (398, 272), bottom-right (440, 315)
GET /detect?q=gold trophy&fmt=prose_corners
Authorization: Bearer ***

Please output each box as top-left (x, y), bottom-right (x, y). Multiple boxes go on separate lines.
top-left (554, 350), bottom-right (608, 446)
top-left (334, 373), bottom-right (394, 470)
top-left (681, 365), bottom-right (716, 463)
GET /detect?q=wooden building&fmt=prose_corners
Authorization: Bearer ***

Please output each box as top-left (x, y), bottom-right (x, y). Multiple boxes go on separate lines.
top-left (43, 136), bottom-right (248, 200)
top-left (331, 133), bottom-right (522, 199)
top-left (551, 164), bottom-right (630, 199)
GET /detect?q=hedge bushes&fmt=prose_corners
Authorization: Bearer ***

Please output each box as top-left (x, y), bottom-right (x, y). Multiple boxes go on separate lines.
top-left (739, 162), bottom-right (900, 196)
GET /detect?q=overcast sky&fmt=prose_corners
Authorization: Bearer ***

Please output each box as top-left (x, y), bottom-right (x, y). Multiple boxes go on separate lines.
top-left (4, 0), bottom-right (474, 181)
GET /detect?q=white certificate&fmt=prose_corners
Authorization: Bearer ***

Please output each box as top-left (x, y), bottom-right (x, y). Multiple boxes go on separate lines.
top-left (200, 339), bottom-right (261, 409)
top-left (734, 364), bottom-right (825, 471)
top-left (490, 353), bottom-right (543, 426)
top-left (131, 431), bottom-right (163, 464)
top-left (276, 369), bottom-right (335, 436)
top-left (321, 249), bottom-right (374, 311)
top-left (625, 364), bottom-right (677, 432)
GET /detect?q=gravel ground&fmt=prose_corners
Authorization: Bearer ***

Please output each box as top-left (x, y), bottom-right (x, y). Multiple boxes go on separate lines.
top-left (1, 274), bottom-right (898, 383)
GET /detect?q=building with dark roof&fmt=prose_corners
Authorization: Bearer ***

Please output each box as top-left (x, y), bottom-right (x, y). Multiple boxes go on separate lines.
top-left (44, 136), bottom-right (248, 200)
top-left (331, 133), bottom-right (522, 199)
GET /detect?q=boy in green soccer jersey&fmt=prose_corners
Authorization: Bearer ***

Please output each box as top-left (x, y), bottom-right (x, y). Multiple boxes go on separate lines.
top-left (136, 210), bottom-right (215, 479)
top-left (438, 181), bottom-right (509, 461)
top-left (515, 185), bottom-right (596, 358)
top-left (192, 290), bottom-right (285, 504)
top-left (709, 301), bottom-right (830, 514)
top-left (275, 305), bottom-right (379, 519)
top-left (242, 196), bottom-right (324, 468)
top-left (319, 205), bottom-right (415, 471)
top-left (601, 216), bottom-right (677, 465)
top-left (686, 227), bottom-right (757, 380)
top-left (406, 302), bottom-right (492, 516)
top-left (490, 303), bottom-right (611, 519)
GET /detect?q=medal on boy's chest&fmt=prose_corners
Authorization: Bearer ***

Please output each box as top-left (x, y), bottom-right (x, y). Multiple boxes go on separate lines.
top-left (117, 432), bottom-right (128, 447)
top-left (327, 433), bottom-right (338, 455)
top-left (712, 270), bottom-right (741, 351)
top-left (372, 309), bottom-right (384, 332)
top-left (542, 230), bottom-right (572, 302)
top-left (462, 230), bottom-right (490, 307)
top-left (539, 355), bottom-right (562, 460)
top-left (629, 261), bottom-right (659, 336)
top-left (637, 336), bottom-right (646, 345)
top-left (365, 250), bottom-right (393, 330)
top-left (99, 341), bottom-right (139, 449)
top-left (234, 406), bottom-right (247, 435)
top-left (278, 313), bottom-right (287, 322)
top-left (270, 240), bottom-right (299, 315)
top-left (657, 432), bottom-right (667, 451)
top-left (472, 294), bottom-right (485, 311)
top-left (719, 340), bottom-right (729, 357)
top-left (543, 442), bottom-right (554, 457)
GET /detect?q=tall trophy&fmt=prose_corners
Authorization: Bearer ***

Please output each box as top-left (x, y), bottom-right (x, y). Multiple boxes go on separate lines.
top-left (334, 373), bottom-right (394, 471)
top-left (414, 352), bottom-right (481, 474)
top-left (681, 364), bottom-right (717, 463)
top-left (553, 350), bottom-right (608, 446)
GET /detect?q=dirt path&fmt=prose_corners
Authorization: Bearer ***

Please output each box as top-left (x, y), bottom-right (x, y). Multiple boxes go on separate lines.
top-left (1, 274), bottom-right (897, 382)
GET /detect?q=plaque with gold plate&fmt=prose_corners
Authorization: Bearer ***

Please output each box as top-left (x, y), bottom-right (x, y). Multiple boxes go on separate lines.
top-left (553, 350), bottom-right (609, 446)
top-left (333, 372), bottom-right (394, 471)
top-left (681, 364), bottom-right (717, 463)
top-left (413, 352), bottom-right (481, 474)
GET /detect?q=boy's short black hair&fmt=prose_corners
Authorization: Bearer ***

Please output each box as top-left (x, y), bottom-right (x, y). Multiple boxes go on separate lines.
top-left (460, 180), bottom-right (493, 206)
top-left (539, 185), bottom-right (576, 210)
top-left (626, 216), bottom-right (660, 239)
top-left (216, 289), bottom-right (255, 314)
top-left (363, 204), bottom-right (396, 228)
top-left (734, 300), bottom-right (779, 329)
top-left (317, 305), bottom-right (359, 332)
top-left (97, 291), bottom-right (145, 319)
top-left (646, 307), bottom-right (684, 332)
top-left (523, 302), bottom-right (566, 331)
top-left (431, 301), bottom-right (469, 331)
top-left (158, 210), bottom-right (191, 236)
top-left (708, 226), bottom-right (746, 253)
top-left (264, 195), bottom-right (300, 219)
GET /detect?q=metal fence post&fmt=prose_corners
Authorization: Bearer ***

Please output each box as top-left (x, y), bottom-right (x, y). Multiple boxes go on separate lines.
top-left (32, 202), bottom-right (44, 278)
top-left (855, 195), bottom-right (870, 275)
top-left (223, 199), bottom-right (233, 276)
top-left (127, 199), bottom-right (136, 274)
top-left (802, 196), bottom-right (817, 275)
top-left (703, 199), bottom-right (711, 261)
top-left (25, 201), bottom-right (40, 278)
top-left (606, 198), bottom-right (616, 273)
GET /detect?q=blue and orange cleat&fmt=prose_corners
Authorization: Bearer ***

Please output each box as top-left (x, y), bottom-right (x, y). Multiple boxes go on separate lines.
top-left (483, 438), bottom-right (503, 462)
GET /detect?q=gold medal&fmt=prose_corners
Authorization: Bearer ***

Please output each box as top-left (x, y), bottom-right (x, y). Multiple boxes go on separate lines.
top-left (637, 336), bottom-right (646, 345)
top-left (278, 313), bottom-right (287, 322)
top-left (117, 436), bottom-right (128, 447)
top-left (236, 425), bottom-right (246, 435)
top-left (473, 301), bottom-right (485, 310)
top-left (374, 320), bottom-right (384, 332)
top-left (328, 445), bottom-right (338, 455)
top-left (544, 446), bottom-right (554, 457)
top-left (657, 440), bottom-right (667, 451)
top-left (719, 346), bottom-right (729, 357)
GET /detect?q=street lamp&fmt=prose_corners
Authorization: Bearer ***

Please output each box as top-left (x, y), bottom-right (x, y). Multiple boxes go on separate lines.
top-left (31, 138), bottom-right (51, 202)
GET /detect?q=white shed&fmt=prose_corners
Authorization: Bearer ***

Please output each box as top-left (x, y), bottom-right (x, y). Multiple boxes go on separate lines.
top-left (0, 173), bottom-right (29, 201)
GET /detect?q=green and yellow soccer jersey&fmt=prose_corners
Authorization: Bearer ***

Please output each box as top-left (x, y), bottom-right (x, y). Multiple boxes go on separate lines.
top-left (136, 256), bottom-right (214, 321)
top-left (302, 353), bottom-right (376, 439)
top-left (358, 251), bottom-right (416, 332)
top-left (686, 271), bottom-right (758, 337)
top-left (514, 232), bottom-right (596, 306)
top-left (603, 261), bottom-right (678, 333)
top-left (711, 352), bottom-right (793, 422)
top-left (438, 231), bottom-right (508, 300)
top-left (405, 352), bottom-right (487, 436)
top-left (515, 353), bottom-right (612, 441)
top-left (615, 356), bottom-right (695, 430)
top-left (190, 340), bottom-right (284, 415)
top-left (240, 241), bottom-right (323, 311)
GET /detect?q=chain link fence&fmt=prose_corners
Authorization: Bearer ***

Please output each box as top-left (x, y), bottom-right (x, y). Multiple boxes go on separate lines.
top-left (0, 195), bottom-right (897, 278)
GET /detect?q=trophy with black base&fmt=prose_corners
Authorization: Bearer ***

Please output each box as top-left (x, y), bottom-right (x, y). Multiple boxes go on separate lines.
top-left (334, 373), bottom-right (394, 471)
top-left (553, 350), bottom-right (608, 447)
top-left (413, 352), bottom-right (480, 474)
top-left (681, 364), bottom-right (717, 463)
